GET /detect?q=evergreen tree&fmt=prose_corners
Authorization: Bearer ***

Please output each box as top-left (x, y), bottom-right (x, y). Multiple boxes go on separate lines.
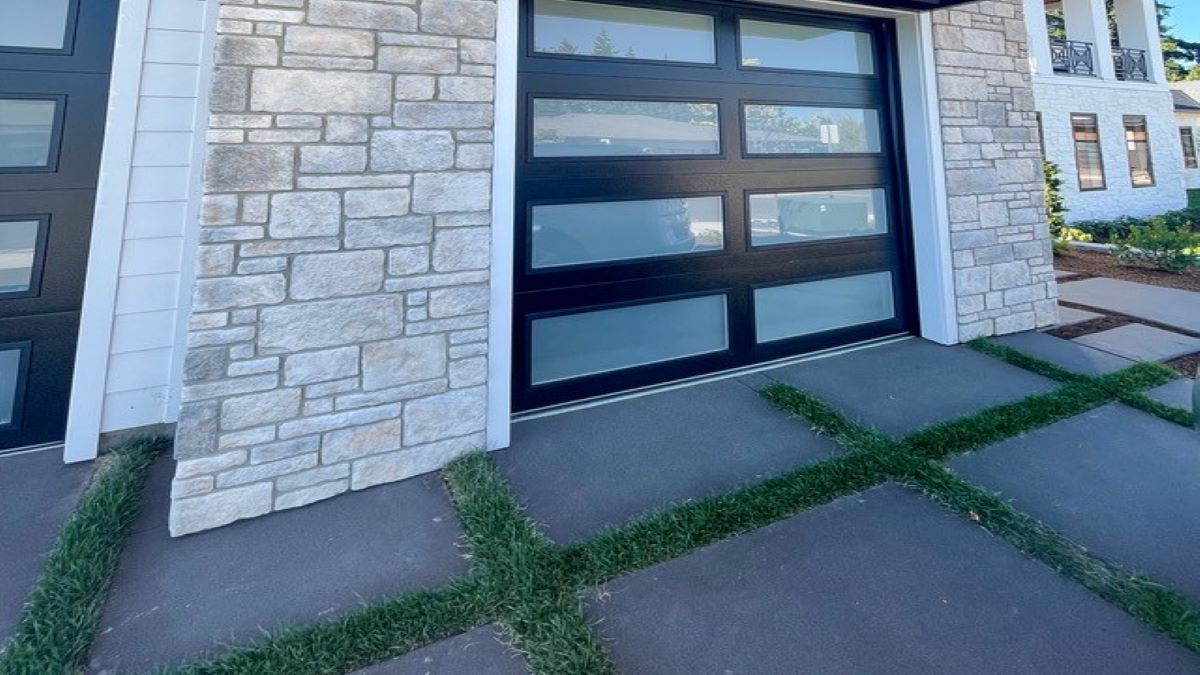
top-left (1044, 160), bottom-right (1068, 239)
top-left (592, 30), bottom-right (618, 57)
top-left (1158, 2), bottom-right (1200, 81)
top-left (556, 39), bottom-right (579, 55)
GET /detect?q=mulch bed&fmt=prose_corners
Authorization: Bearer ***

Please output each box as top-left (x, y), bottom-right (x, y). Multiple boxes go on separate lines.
top-left (1167, 354), bottom-right (1198, 379)
top-left (1047, 315), bottom-right (1133, 341)
top-left (1054, 249), bottom-right (1200, 293)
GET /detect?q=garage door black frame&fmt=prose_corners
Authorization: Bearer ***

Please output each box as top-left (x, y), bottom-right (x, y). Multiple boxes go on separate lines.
top-left (0, 0), bottom-right (118, 450)
top-left (513, 0), bottom-right (920, 412)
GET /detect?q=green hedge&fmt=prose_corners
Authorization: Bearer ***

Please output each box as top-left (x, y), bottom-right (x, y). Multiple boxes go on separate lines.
top-left (1072, 207), bottom-right (1200, 243)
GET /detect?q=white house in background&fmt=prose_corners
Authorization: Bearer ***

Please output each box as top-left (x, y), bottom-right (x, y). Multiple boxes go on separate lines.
top-left (1024, 0), bottom-right (1187, 222)
top-left (1171, 82), bottom-right (1200, 192)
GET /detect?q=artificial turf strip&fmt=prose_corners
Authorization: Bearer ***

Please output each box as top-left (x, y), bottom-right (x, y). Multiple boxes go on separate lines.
top-left (903, 460), bottom-right (1200, 653)
top-left (442, 455), bottom-right (616, 675)
top-left (0, 437), bottom-right (167, 675)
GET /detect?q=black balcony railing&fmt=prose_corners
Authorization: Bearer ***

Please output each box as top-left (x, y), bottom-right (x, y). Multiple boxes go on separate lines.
top-left (1113, 47), bottom-right (1149, 81)
top-left (1049, 39), bottom-right (1096, 76)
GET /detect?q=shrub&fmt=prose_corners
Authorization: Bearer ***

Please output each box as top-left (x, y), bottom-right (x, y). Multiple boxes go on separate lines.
top-left (1074, 208), bottom-right (1200, 243)
top-left (1043, 160), bottom-right (1068, 239)
top-left (1072, 216), bottom-right (1141, 242)
top-left (1112, 218), bottom-right (1200, 273)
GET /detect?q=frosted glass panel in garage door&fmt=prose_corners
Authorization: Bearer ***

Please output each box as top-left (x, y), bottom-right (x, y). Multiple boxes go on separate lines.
top-left (754, 271), bottom-right (894, 343)
top-left (532, 294), bottom-right (729, 384)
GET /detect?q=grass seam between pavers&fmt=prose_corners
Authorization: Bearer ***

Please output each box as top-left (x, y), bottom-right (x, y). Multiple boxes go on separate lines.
top-left (968, 338), bottom-right (1193, 428)
top-left (81, 338), bottom-right (1198, 673)
top-left (0, 437), bottom-right (167, 675)
top-left (442, 454), bottom-right (616, 675)
top-left (165, 578), bottom-right (497, 675)
top-left (762, 351), bottom-right (1200, 654)
top-left (903, 460), bottom-right (1200, 652)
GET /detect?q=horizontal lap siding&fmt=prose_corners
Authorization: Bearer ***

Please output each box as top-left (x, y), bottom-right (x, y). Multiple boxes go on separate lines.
top-left (101, 0), bottom-right (212, 432)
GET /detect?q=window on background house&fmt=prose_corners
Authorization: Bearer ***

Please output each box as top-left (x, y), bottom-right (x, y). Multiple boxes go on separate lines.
top-left (1180, 127), bottom-right (1197, 169)
top-left (1123, 115), bottom-right (1154, 187)
top-left (1071, 113), bottom-right (1105, 191)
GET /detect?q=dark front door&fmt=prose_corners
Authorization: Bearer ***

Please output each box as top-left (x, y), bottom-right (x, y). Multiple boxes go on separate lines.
top-left (0, 0), bottom-right (118, 450)
top-left (513, 0), bottom-right (917, 412)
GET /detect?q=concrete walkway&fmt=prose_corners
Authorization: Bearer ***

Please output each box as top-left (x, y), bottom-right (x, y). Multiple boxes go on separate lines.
top-left (0, 447), bottom-right (91, 646)
top-left (1059, 277), bottom-right (1200, 334)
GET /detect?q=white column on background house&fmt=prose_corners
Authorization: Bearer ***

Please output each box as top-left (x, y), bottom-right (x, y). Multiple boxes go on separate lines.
top-left (1113, 0), bottom-right (1165, 82)
top-left (1062, 0), bottom-right (1117, 79)
top-left (1023, 0), bottom-right (1054, 76)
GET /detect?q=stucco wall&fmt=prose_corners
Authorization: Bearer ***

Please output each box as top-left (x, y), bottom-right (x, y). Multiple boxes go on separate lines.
top-left (1034, 81), bottom-right (1187, 221)
top-left (931, 0), bottom-right (1059, 339)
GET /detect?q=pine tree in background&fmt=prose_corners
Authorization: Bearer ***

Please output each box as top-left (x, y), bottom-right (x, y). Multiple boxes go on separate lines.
top-left (592, 30), bottom-right (618, 57)
top-left (1158, 2), bottom-right (1200, 81)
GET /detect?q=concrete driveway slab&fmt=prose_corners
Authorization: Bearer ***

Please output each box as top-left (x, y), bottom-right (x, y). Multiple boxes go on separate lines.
top-left (994, 331), bottom-right (1133, 375)
top-left (950, 404), bottom-right (1200, 600)
top-left (761, 339), bottom-right (1056, 438)
top-left (1059, 278), bottom-right (1200, 333)
top-left (354, 626), bottom-right (528, 674)
top-left (497, 375), bottom-right (839, 545)
top-left (1148, 379), bottom-right (1194, 410)
top-left (1074, 324), bottom-right (1200, 362)
top-left (584, 485), bottom-right (1198, 674)
top-left (0, 447), bottom-right (92, 645)
top-left (87, 459), bottom-right (469, 673)
top-left (1056, 305), bottom-right (1103, 326)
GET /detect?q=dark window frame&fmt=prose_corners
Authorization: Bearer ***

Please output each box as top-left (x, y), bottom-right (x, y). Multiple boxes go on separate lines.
top-left (1180, 127), bottom-right (1197, 169)
top-left (0, 214), bottom-right (51, 301)
top-left (1070, 112), bottom-right (1106, 192)
top-left (1123, 114), bottom-right (1155, 188)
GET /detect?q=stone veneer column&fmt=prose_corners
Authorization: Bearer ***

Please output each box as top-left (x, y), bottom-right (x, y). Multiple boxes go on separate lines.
top-left (931, 0), bottom-right (1058, 340)
top-left (171, 0), bottom-right (498, 535)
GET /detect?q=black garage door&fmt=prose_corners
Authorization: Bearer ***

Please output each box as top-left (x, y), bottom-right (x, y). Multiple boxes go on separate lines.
top-left (514, 0), bottom-right (917, 411)
top-left (0, 0), bottom-right (117, 449)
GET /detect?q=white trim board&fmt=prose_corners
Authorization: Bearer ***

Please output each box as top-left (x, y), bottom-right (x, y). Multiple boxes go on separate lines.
top-left (483, 0), bottom-right (956, 451)
top-left (166, 0), bottom-right (221, 423)
top-left (64, 0), bottom-right (152, 464)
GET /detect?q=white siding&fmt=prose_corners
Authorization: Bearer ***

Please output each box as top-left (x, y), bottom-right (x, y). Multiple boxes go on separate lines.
top-left (99, 0), bottom-right (213, 433)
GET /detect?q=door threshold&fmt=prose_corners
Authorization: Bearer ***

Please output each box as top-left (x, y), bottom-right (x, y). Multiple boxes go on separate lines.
top-left (514, 333), bottom-right (914, 423)
top-left (0, 442), bottom-right (65, 460)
